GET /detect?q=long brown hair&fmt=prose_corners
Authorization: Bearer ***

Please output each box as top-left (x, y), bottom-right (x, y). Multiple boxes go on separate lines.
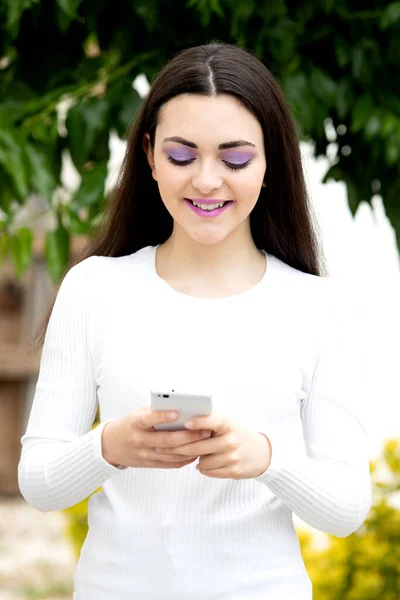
top-left (32, 41), bottom-right (326, 351)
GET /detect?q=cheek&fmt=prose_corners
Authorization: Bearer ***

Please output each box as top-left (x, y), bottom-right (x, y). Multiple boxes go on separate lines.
top-left (232, 171), bottom-right (263, 202)
top-left (162, 159), bottom-right (190, 182)
top-left (156, 165), bottom-right (188, 202)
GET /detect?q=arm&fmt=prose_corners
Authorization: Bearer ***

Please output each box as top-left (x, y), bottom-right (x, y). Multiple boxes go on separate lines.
top-left (18, 258), bottom-right (122, 512)
top-left (255, 281), bottom-right (372, 537)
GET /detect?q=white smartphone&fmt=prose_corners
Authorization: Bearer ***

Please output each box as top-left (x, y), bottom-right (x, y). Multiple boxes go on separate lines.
top-left (150, 389), bottom-right (212, 431)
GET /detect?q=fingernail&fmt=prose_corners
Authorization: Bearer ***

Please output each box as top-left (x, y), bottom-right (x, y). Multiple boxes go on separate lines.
top-left (201, 431), bottom-right (211, 438)
top-left (185, 421), bottom-right (193, 429)
top-left (169, 412), bottom-right (178, 419)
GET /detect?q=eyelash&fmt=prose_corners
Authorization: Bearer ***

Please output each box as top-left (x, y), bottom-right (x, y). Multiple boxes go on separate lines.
top-left (167, 156), bottom-right (251, 172)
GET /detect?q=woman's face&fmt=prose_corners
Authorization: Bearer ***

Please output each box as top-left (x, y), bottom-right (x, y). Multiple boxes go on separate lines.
top-left (143, 93), bottom-right (266, 246)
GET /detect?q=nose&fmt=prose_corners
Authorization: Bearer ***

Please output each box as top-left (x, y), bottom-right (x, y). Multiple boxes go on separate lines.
top-left (191, 160), bottom-right (223, 195)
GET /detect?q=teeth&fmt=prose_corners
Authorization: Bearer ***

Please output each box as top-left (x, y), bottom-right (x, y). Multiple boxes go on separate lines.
top-left (192, 201), bottom-right (226, 210)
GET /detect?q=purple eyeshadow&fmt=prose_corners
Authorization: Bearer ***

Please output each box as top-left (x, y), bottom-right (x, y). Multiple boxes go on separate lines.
top-left (165, 148), bottom-right (196, 161)
top-left (221, 151), bottom-right (255, 164)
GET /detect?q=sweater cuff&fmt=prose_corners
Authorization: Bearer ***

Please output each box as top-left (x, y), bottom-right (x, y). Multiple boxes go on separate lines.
top-left (92, 421), bottom-right (128, 473)
top-left (254, 429), bottom-right (291, 484)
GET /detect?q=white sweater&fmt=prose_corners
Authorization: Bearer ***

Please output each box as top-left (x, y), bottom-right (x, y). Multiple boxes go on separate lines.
top-left (18, 244), bottom-right (372, 600)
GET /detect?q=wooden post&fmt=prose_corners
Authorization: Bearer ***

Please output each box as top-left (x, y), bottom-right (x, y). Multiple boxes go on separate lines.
top-left (0, 232), bottom-right (89, 495)
top-left (0, 381), bottom-right (25, 494)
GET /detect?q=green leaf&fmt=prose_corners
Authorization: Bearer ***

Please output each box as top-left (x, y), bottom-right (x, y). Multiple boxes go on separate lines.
top-left (3, 79), bottom-right (35, 103)
top-left (0, 233), bottom-right (10, 263)
top-left (321, 0), bottom-right (335, 14)
top-left (0, 169), bottom-right (15, 215)
top-left (310, 68), bottom-right (337, 106)
top-left (109, 78), bottom-right (139, 137)
top-left (0, 101), bottom-right (31, 125)
top-left (118, 87), bottom-right (143, 138)
top-left (67, 207), bottom-right (92, 235)
top-left (322, 164), bottom-right (343, 184)
top-left (365, 114), bottom-right (382, 139)
top-left (351, 95), bottom-right (374, 133)
top-left (5, 0), bottom-right (40, 38)
top-left (131, 0), bottom-right (159, 32)
top-left (0, 87), bottom-right (74, 130)
top-left (282, 72), bottom-right (316, 132)
top-left (30, 115), bottom-right (59, 146)
top-left (0, 127), bottom-right (30, 201)
top-left (351, 43), bottom-right (371, 81)
top-left (268, 20), bottom-right (297, 66)
top-left (346, 180), bottom-right (360, 216)
top-left (381, 113), bottom-right (398, 137)
top-left (66, 98), bottom-right (110, 173)
top-left (9, 227), bottom-right (33, 278)
top-left (45, 221), bottom-right (71, 283)
top-left (72, 163), bottom-right (107, 210)
top-left (386, 144), bottom-right (399, 165)
top-left (20, 85), bottom-right (82, 125)
top-left (25, 142), bottom-right (59, 201)
top-left (335, 80), bottom-right (352, 119)
top-left (56, 0), bottom-right (82, 19)
top-left (383, 193), bottom-right (400, 253)
top-left (262, 0), bottom-right (287, 23)
top-left (380, 2), bottom-right (400, 29)
top-left (334, 38), bottom-right (350, 68)
top-left (186, 0), bottom-right (224, 26)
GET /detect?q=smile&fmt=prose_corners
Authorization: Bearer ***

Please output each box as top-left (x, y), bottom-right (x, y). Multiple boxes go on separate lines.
top-left (184, 199), bottom-right (234, 217)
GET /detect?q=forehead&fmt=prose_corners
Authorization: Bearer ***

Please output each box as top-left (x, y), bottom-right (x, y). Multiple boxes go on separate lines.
top-left (156, 93), bottom-right (263, 146)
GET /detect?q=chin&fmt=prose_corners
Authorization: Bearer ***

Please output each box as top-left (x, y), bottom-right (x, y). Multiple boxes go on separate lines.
top-left (185, 230), bottom-right (232, 246)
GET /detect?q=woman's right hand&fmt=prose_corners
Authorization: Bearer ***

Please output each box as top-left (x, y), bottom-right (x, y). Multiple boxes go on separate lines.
top-left (101, 405), bottom-right (212, 469)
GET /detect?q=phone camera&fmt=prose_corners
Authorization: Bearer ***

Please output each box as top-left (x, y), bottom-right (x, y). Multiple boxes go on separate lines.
top-left (163, 394), bottom-right (169, 398)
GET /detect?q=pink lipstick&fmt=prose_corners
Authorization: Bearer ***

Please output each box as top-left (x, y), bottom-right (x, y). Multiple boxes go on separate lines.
top-left (184, 198), bottom-right (234, 217)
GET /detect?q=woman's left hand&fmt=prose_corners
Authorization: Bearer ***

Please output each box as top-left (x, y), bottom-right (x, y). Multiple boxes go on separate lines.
top-left (154, 414), bottom-right (272, 479)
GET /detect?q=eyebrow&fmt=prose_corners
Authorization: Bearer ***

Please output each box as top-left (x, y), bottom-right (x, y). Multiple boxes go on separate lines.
top-left (162, 136), bottom-right (256, 150)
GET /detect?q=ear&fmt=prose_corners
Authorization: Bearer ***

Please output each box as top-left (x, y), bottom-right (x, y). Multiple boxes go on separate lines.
top-left (142, 133), bottom-right (157, 181)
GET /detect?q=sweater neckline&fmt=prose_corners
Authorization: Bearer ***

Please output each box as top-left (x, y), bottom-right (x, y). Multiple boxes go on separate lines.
top-left (148, 244), bottom-right (275, 303)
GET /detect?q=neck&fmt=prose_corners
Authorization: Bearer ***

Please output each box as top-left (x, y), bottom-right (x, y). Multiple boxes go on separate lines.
top-left (155, 236), bottom-right (266, 294)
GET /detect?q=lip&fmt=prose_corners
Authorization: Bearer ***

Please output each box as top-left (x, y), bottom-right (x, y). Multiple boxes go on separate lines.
top-left (184, 198), bottom-right (233, 217)
top-left (186, 198), bottom-right (234, 205)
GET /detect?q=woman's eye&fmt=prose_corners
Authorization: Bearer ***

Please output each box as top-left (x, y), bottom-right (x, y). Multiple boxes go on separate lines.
top-left (167, 155), bottom-right (251, 171)
top-left (167, 156), bottom-right (195, 166)
top-left (223, 160), bottom-right (251, 171)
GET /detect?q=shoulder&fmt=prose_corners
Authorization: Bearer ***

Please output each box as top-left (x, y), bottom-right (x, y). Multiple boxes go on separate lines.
top-left (65, 246), bottom-right (152, 280)
top-left (60, 255), bottom-right (102, 292)
top-left (268, 253), bottom-right (336, 307)
top-left (61, 247), bottom-right (154, 304)
top-left (268, 254), bottom-right (361, 334)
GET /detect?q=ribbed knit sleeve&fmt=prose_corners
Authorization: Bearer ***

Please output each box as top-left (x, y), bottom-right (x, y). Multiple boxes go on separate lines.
top-left (255, 282), bottom-right (372, 537)
top-left (18, 258), bottom-right (122, 512)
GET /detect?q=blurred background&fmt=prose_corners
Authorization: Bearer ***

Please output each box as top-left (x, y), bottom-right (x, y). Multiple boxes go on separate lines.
top-left (0, 1), bottom-right (399, 598)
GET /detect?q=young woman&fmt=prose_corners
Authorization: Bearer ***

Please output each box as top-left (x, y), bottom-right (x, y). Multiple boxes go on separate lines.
top-left (19, 42), bottom-right (371, 599)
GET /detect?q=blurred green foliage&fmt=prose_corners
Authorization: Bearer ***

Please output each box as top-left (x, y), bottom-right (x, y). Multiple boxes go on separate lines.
top-left (0, 0), bottom-right (399, 280)
top-left (298, 438), bottom-right (400, 599)
top-left (63, 494), bottom-right (94, 558)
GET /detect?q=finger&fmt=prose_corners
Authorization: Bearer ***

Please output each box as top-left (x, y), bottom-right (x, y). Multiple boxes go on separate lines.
top-left (150, 457), bottom-right (197, 468)
top-left (136, 410), bottom-right (179, 430)
top-left (150, 450), bottom-right (199, 462)
top-left (196, 451), bottom-right (234, 470)
top-left (184, 414), bottom-right (231, 436)
top-left (147, 429), bottom-right (212, 449)
top-left (154, 435), bottom-right (224, 456)
top-left (196, 466), bottom-right (234, 479)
